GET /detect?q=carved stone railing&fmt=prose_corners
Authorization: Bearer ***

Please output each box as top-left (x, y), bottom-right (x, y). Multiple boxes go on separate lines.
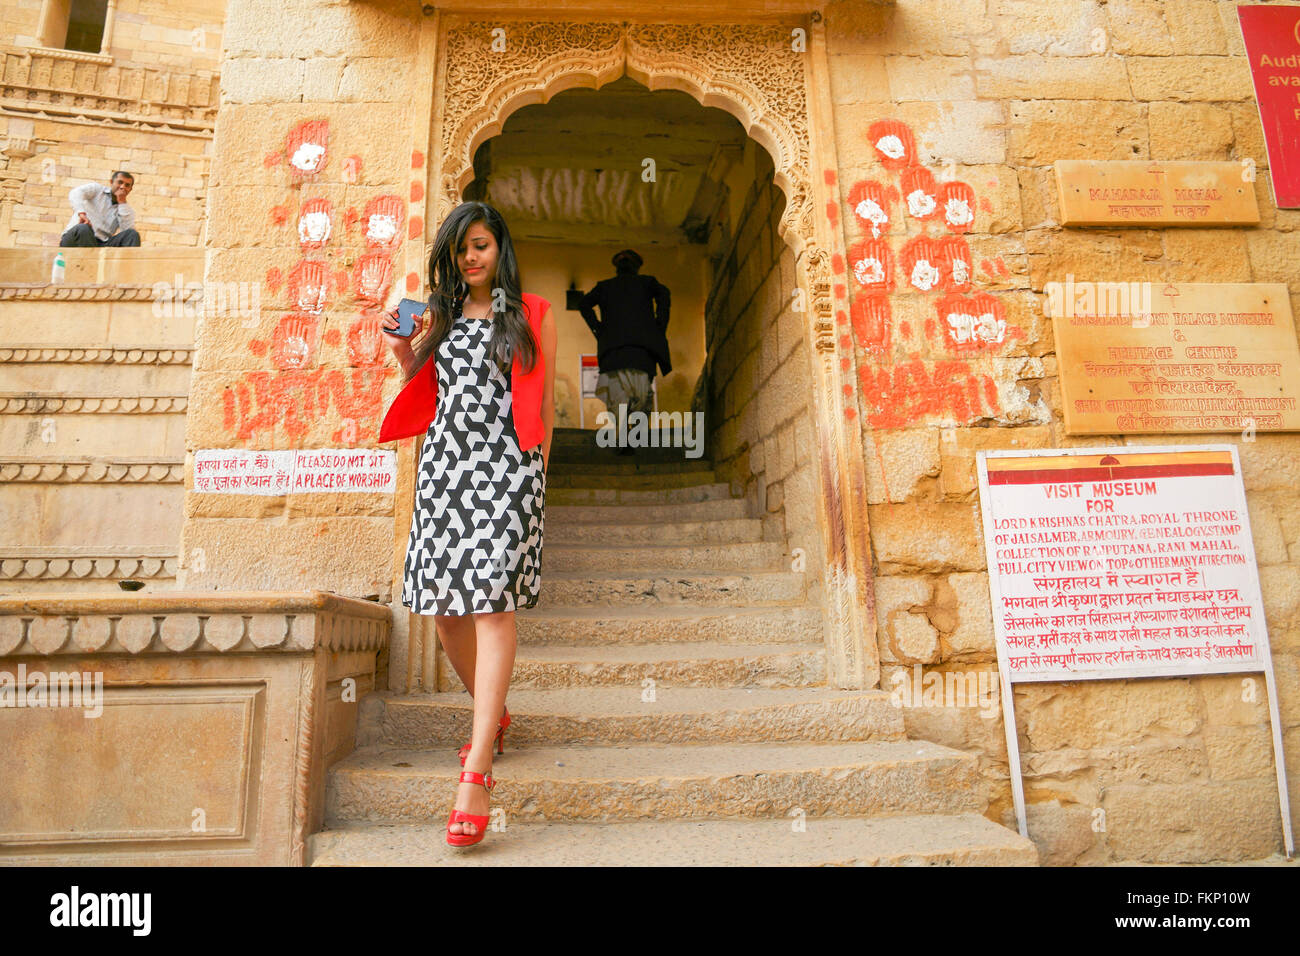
top-left (0, 48), bottom-right (218, 135)
top-left (0, 283), bottom-right (200, 302)
top-left (0, 347), bottom-right (193, 364)
top-left (0, 590), bottom-right (390, 866)
top-left (0, 394), bottom-right (188, 414)
top-left (0, 548), bottom-right (177, 584)
top-left (0, 458), bottom-right (184, 482)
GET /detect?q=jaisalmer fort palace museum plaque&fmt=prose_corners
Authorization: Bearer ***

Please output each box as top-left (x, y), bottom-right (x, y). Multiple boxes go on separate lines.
top-left (1048, 281), bottom-right (1300, 435)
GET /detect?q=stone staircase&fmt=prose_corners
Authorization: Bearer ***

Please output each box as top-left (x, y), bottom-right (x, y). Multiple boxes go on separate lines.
top-left (309, 428), bottom-right (1038, 865)
top-left (0, 248), bottom-right (197, 595)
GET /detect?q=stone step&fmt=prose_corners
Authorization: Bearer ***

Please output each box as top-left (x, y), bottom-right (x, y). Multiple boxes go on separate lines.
top-left (545, 482), bottom-right (739, 506)
top-left (0, 481), bottom-right (183, 552)
top-left (549, 460), bottom-right (716, 477)
top-left (550, 445), bottom-right (708, 465)
top-left (534, 567), bottom-right (805, 609)
top-left (546, 497), bottom-right (750, 523)
top-left (544, 471), bottom-right (723, 491)
top-left (437, 639), bottom-right (826, 691)
top-left (547, 516), bottom-right (764, 545)
top-left (0, 247), bottom-right (204, 285)
top-left (0, 358), bottom-right (191, 394)
top-left (0, 298), bottom-right (197, 349)
top-left (548, 426), bottom-right (691, 442)
top-left (324, 739), bottom-right (984, 824)
top-left (358, 686), bottom-right (900, 749)
top-left (544, 541), bottom-right (784, 572)
top-left (309, 813), bottom-right (1040, 866)
top-left (513, 604), bottom-right (822, 644)
top-left (0, 394), bottom-right (187, 458)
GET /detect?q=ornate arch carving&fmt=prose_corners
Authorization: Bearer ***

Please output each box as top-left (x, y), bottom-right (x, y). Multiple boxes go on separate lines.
top-left (436, 19), bottom-right (814, 256)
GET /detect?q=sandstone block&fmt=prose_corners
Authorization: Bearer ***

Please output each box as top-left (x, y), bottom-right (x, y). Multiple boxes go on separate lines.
top-left (1008, 100), bottom-right (1147, 166)
top-left (1102, 780), bottom-right (1281, 862)
top-left (1016, 676), bottom-right (1201, 750)
top-left (862, 428), bottom-right (940, 504)
top-left (974, 55), bottom-right (1131, 100)
top-left (1148, 102), bottom-right (1234, 161)
top-left (869, 501), bottom-right (986, 573)
top-left (1024, 798), bottom-right (1101, 866)
top-left (1126, 56), bottom-right (1254, 103)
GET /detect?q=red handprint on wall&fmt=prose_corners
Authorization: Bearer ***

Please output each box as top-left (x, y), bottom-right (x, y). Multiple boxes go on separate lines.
top-left (353, 252), bottom-right (394, 305)
top-left (271, 314), bottom-right (321, 370)
top-left (843, 119), bottom-right (1021, 427)
top-left (363, 195), bottom-right (406, 251)
top-left (298, 197), bottom-right (333, 249)
top-left (346, 310), bottom-right (386, 367)
top-left (287, 259), bottom-right (330, 315)
top-left (285, 119), bottom-right (329, 180)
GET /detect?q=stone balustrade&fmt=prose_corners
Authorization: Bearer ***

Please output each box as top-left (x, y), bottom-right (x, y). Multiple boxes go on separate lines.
top-left (0, 590), bottom-right (390, 866)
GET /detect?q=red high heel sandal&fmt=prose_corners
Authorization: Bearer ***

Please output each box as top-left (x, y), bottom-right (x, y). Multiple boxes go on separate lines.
top-left (458, 707), bottom-right (510, 767)
top-left (445, 769), bottom-right (495, 847)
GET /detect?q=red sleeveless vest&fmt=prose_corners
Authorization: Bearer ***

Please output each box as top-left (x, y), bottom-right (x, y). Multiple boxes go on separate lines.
top-left (378, 292), bottom-right (549, 451)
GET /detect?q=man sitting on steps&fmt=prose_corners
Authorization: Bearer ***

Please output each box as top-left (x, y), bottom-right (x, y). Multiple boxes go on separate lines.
top-left (59, 171), bottom-right (141, 247)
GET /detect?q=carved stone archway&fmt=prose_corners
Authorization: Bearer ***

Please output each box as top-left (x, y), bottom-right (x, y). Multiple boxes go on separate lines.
top-left (422, 16), bottom-right (879, 690)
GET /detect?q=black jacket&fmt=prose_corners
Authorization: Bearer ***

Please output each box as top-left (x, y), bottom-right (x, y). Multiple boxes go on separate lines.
top-left (578, 273), bottom-right (672, 376)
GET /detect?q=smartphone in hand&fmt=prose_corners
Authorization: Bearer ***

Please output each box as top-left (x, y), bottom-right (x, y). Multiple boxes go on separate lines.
top-left (388, 297), bottom-right (429, 338)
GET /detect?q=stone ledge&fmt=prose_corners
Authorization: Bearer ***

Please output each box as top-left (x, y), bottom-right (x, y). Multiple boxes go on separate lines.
top-left (0, 589), bottom-right (388, 865)
top-left (0, 458), bottom-right (184, 483)
top-left (0, 347), bottom-right (193, 364)
top-left (0, 549), bottom-right (177, 581)
top-left (0, 589), bottom-right (391, 656)
top-left (0, 394), bottom-right (188, 413)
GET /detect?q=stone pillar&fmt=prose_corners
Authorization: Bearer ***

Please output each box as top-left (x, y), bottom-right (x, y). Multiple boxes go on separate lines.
top-left (99, 0), bottom-right (117, 56)
top-left (36, 0), bottom-right (71, 49)
top-left (178, 0), bottom-right (435, 623)
top-left (0, 121), bottom-right (37, 246)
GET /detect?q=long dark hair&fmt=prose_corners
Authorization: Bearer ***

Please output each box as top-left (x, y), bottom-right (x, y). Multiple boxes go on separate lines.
top-left (405, 201), bottom-right (538, 382)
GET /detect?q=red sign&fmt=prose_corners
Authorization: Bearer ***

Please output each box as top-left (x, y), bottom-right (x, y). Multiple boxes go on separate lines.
top-left (1238, 5), bottom-right (1300, 208)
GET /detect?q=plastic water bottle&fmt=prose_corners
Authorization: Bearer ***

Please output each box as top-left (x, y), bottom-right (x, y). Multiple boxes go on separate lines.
top-left (51, 252), bottom-right (65, 284)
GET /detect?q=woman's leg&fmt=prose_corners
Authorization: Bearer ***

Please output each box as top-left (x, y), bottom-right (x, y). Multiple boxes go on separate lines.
top-left (449, 609), bottom-right (518, 836)
top-left (434, 613), bottom-right (477, 694)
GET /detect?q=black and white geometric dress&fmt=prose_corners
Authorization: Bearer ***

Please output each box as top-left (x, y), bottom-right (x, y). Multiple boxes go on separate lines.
top-left (402, 310), bottom-right (545, 615)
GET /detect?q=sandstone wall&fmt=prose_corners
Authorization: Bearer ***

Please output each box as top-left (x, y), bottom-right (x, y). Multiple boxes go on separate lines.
top-left (823, 0), bottom-right (1298, 863)
top-left (177, 0), bottom-right (424, 597)
top-left (0, 0), bottom-right (224, 247)
top-left (704, 138), bottom-right (828, 608)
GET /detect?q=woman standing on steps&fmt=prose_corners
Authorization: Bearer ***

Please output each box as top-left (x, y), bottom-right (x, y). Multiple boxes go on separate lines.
top-left (379, 201), bottom-right (556, 847)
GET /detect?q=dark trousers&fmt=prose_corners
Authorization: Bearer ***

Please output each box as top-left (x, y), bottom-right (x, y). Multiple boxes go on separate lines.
top-left (59, 223), bottom-right (141, 247)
